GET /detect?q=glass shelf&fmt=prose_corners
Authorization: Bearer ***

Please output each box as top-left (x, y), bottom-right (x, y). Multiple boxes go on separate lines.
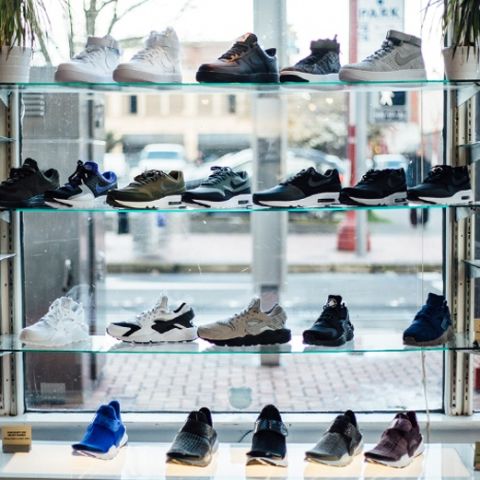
top-left (0, 79), bottom-right (478, 95)
top-left (9, 202), bottom-right (477, 215)
top-left (2, 332), bottom-right (473, 355)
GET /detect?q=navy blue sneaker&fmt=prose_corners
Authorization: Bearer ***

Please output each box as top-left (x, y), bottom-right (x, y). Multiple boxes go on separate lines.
top-left (403, 293), bottom-right (453, 346)
top-left (72, 400), bottom-right (127, 459)
top-left (44, 160), bottom-right (117, 209)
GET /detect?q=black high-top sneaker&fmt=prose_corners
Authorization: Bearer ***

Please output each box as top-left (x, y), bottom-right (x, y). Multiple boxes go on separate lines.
top-left (253, 167), bottom-right (341, 207)
top-left (407, 165), bottom-right (473, 205)
top-left (196, 33), bottom-right (278, 83)
top-left (340, 169), bottom-right (407, 206)
top-left (280, 37), bottom-right (341, 82)
top-left (303, 295), bottom-right (354, 346)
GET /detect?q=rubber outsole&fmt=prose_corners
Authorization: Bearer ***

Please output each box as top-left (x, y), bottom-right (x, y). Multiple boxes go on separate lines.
top-left (306, 441), bottom-right (363, 467)
top-left (196, 71), bottom-right (279, 83)
top-left (302, 328), bottom-right (354, 347)
top-left (403, 326), bottom-right (453, 347)
top-left (105, 194), bottom-right (186, 210)
top-left (246, 455), bottom-right (288, 467)
top-left (199, 328), bottom-right (291, 347)
top-left (365, 440), bottom-right (424, 468)
top-left (73, 432), bottom-right (128, 460)
top-left (166, 438), bottom-right (218, 467)
top-left (280, 72), bottom-right (340, 83)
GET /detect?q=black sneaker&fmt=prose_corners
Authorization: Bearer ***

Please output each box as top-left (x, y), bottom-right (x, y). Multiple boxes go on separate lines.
top-left (182, 166), bottom-right (251, 208)
top-left (303, 295), bottom-right (354, 346)
top-left (253, 167), bottom-right (341, 208)
top-left (280, 37), bottom-right (341, 82)
top-left (246, 405), bottom-right (288, 467)
top-left (0, 158), bottom-right (59, 208)
top-left (340, 169), bottom-right (407, 206)
top-left (407, 165), bottom-right (473, 205)
top-left (196, 33), bottom-right (279, 83)
top-left (166, 407), bottom-right (218, 467)
top-left (305, 410), bottom-right (363, 466)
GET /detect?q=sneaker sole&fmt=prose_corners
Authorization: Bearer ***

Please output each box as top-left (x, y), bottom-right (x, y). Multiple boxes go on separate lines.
top-left (45, 193), bottom-right (109, 209)
top-left (365, 440), bottom-right (424, 468)
top-left (55, 69), bottom-right (113, 83)
top-left (107, 326), bottom-right (198, 344)
top-left (113, 69), bottom-right (182, 83)
top-left (302, 329), bottom-right (354, 347)
top-left (339, 68), bottom-right (427, 82)
top-left (403, 326), bottom-right (453, 347)
top-left (196, 71), bottom-right (279, 83)
top-left (408, 189), bottom-right (473, 205)
top-left (253, 191), bottom-right (340, 208)
top-left (74, 432), bottom-right (128, 460)
top-left (106, 194), bottom-right (186, 210)
top-left (342, 191), bottom-right (407, 206)
top-left (246, 455), bottom-right (288, 467)
top-left (166, 438), bottom-right (218, 467)
top-left (200, 328), bottom-right (291, 347)
top-left (280, 72), bottom-right (339, 83)
top-left (183, 193), bottom-right (252, 209)
top-left (305, 441), bottom-right (363, 467)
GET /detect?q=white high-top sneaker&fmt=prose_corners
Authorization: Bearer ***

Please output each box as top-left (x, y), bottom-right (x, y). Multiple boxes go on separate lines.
top-left (113, 28), bottom-right (182, 83)
top-left (20, 297), bottom-right (89, 346)
top-left (55, 35), bottom-right (121, 83)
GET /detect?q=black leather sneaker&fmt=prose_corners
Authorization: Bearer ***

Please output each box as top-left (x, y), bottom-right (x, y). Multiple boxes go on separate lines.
top-left (280, 37), bottom-right (341, 82)
top-left (0, 158), bottom-right (60, 208)
top-left (306, 410), bottom-right (363, 466)
top-left (166, 407), bottom-right (218, 467)
top-left (407, 165), bottom-right (473, 205)
top-left (303, 295), bottom-right (354, 346)
top-left (340, 168), bottom-right (407, 206)
top-left (246, 404), bottom-right (288, 467)
top-left (253, 167), bottom-right (341, 208)
top-left (196, 33), bottom-right (279, 83)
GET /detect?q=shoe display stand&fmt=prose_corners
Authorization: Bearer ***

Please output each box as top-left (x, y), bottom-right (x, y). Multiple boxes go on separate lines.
top-left (0, 73), bottom-right (480, 479)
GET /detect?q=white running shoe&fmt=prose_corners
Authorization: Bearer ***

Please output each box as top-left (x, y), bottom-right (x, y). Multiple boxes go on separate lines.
top-left (106, 296), bottom-right (197, 343)
top-left (20, 297), bottom-right (88, 346)
top-left (113, 28), bottom-right (182, 83)
top-left (55, 35), bottom-right (121, 83)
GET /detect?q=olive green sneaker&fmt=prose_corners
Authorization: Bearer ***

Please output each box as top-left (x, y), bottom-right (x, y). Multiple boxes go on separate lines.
top-left (106, 170), bottom-right (185, 209)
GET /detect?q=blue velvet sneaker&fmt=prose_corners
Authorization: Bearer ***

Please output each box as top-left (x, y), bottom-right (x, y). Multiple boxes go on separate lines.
top-left (72, 400), bottom-right (128, 460)
top-left (403, 293), bottom-right (453, 346)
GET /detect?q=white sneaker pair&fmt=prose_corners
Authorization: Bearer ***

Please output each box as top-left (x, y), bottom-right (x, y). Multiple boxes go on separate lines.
top-left (20, 297), bottom-right (89, 346)
top-left (55, 27), bottom-right (181, 83)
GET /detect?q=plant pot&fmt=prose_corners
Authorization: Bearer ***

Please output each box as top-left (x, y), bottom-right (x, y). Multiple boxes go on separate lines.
top-left (0, 46), bottom-right (32, 83)
top-left (442, 46), bottom-right (480, 80)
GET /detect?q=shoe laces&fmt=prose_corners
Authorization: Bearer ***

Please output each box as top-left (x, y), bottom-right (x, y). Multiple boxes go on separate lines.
top-left (365, 40), bottom-right (395, 62)
top-left (134, 170), bottom-right (165, 185)
top-left (220, 42), bottom-right (250, 61)
top-left (280, 169), bottom-right (308, 186)
top-left (132, 46), bottom-right (166, 62)
top-left (358, 169), bottom-right (382, 185)
top-left (43, 298), bottom-right (75, 328)
top-left (2, 165), bottom-right (35, 186)
top-left (66, 161), bottom-right (90, 188)
top-left (315, 305), bottom-right (339, 325)
top-left (201, 166), bottom-right (233, 186)
top-left (413, 304), bottom-right (437, 323)
top-left (423, 166), bottom-right (448, 184)
top-left (73, 46), bottom-right (107, 64)
top-left (136, 303), bottom-right (166, 325)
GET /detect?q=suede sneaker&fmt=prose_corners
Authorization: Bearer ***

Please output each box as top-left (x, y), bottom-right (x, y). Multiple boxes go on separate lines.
top-left (403, 293), bottom-right (453, 347)
top-left (365, 411), bottom-right (424, 468)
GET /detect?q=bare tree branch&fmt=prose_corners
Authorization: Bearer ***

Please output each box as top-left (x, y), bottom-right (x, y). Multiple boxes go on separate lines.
top-left (66, 0), bottom-right (75, 58)
top-left (98, 0), bottom-right (117, 13)
top-left (107, 0), bottom-right (151, 35)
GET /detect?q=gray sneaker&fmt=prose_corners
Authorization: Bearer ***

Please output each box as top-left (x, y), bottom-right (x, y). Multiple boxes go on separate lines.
top-left (339, 30), bottom-right (426, 81)
top-left (197, 298), bottom-right (291, 346)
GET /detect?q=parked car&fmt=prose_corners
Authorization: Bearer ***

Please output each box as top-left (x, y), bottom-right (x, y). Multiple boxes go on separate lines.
top-left (372, 154), bottom-right (408, 171)
top-left (131, 143), bottom-right (187, 177)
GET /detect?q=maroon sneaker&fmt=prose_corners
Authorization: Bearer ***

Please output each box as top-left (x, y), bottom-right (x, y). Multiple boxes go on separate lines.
top-left (364, 411), bottom-right (424, 468)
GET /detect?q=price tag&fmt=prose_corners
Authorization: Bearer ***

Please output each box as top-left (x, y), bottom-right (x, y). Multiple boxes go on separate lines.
top-left (2, 425), bottom-right (31, 453)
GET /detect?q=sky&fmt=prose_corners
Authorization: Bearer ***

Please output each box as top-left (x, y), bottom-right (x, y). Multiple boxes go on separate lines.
top-left (42, 0), bottom-right (444, 77)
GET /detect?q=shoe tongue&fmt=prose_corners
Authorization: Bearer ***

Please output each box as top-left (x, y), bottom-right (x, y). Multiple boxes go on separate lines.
top-left (97, 404), bottom-right (116, 419)
top-left (146, 30), bottom-right (168, 48)
top-left (329, 414), bottom-right (351, 434)
top-left (310, 37), bottom-right (339, 52)
top-left (86, 35), bottom-right (119, 50)
top-left (83, 161), bottom-right (98, 173)
top-left (259, 404), bottom-right (282, 421)
top-left (327, 295), bottom-right (342, 308)
top-left (236, 32), bottom-right (257, 46)
top-left (426, 292), bottom-right (444, 307)
top-left (157, 295), bottom-right (169, 312)
top-left (247, 298), bottom-right (261, 312)
top-left (188, 410), bottom-right (207, 424)
top-left (22, 158), bottom-right (39, 171)
top-left (390, 413), bottom-right (412, 433)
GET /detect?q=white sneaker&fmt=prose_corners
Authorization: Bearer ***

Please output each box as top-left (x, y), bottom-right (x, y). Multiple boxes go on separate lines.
top-left (55, 35), bottom-right (121, 83)
top-left (113, 28), bottom-right (182, 83)
top-left (20, 297), bottom-right (88, 346)
top-left (106, 296), bottom-right (197, 343)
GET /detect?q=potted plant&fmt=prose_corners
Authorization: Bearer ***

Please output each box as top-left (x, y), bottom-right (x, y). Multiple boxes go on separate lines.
top-left (427, 0), bottom-right (480, 80)
top-left (0, 0), bottom-right (48, 83)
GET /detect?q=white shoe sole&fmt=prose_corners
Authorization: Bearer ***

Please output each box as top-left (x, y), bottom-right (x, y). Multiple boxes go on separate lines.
top-left (246, 454), bottom-right (288, 467)
top-left (280, 71), bottom-right (339, 82)
top-left (113, 68), bottom-right (182, 83)
top-left (186, 194), bottom-right (252, 209)
top-left (339, 68), bottom-right (427, 82)
top-left (365, 440), bottom-right (424, 468)
top-left (255, 191), bottom-right (340, 208)
top-left (348, 191), bottom-right (407, 206)
top-left (55, 68), bottom-right (114, 83)
top-left (75, 432), bottom-right (128, 460)
top-left (413, 189), bottom-right (473, 205)
top-left (45, 195), bottom-right (108, 209)
top-left (306, 441), bottom-right (363, 467)
top-left (19, 331), bottom-right (89, 347)
top-left (111, 195), bottom-right (185, 209)
top-left (107, 326), bottom-right (198, 344)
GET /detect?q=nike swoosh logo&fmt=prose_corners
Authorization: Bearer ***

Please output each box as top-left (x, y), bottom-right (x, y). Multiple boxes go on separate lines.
top-left (95, 183), bottom-right (113, 195)
top-left (395, 52), bottom-right (420, 66)
top-left (308, 177), bottom-right (329, 188)
top-left (230, 179), bottom-right (248, 189)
